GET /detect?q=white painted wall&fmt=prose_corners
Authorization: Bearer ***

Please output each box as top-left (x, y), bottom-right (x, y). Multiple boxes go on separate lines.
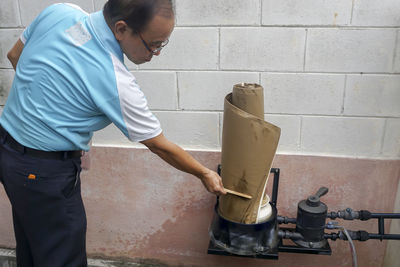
top-left (0, 0), bottom-right (399, 158)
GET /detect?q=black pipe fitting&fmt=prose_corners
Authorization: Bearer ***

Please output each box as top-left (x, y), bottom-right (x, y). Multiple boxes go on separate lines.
top-left (277, 216), bottom-right (297, 224)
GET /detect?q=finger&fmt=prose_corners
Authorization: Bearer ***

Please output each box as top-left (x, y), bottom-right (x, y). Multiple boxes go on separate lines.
top-left (218, 180), bottom-right (226, 194)
top-left (219, 185), bottom-right (226, 194)
top-left (215, 189), bottom-right (223, 196)
top-left (213, 186), bottom-right (224, 195)
top-left (212, 184), bottom-right (222, 195)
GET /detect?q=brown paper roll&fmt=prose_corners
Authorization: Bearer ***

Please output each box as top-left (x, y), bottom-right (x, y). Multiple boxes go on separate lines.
top-left (218, 83), bottom-right (281, 224)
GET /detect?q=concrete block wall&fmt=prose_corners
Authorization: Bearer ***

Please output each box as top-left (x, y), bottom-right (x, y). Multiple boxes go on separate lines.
top-left (0, 0), bottom-right (399, 159)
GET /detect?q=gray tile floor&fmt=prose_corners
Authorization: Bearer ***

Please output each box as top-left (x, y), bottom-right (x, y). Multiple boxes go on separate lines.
top-left (0, 249), bottom-right (170, 267)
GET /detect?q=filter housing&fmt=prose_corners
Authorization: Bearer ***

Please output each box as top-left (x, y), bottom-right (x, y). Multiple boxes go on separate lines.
top-left (209, 201), bottom-right (279, 256)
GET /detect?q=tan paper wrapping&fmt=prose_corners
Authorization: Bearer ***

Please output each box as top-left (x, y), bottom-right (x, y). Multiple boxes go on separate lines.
top-left (218, 83), bottom-right (281, 224)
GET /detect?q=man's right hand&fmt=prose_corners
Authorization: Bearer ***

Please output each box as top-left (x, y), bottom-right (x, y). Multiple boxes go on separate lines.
top-left (141, 133), bottom-right (226, 196)
top-left (199, 169), bottom-right (226, 196)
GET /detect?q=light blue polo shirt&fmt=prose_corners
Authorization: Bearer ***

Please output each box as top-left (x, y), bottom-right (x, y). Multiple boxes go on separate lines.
top-left (0, 3), bottom-right (162, 151)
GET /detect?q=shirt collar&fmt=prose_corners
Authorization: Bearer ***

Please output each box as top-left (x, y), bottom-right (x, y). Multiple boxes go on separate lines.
top-left (89, 10), bottom-right (124, 62)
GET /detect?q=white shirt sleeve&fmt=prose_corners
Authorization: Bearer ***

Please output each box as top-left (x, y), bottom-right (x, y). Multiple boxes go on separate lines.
top-left (102, 53), bottom-right (162, 142)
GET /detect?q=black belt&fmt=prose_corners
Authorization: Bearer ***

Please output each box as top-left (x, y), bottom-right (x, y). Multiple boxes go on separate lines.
top-left (0, 126), bottom-right (82, 160)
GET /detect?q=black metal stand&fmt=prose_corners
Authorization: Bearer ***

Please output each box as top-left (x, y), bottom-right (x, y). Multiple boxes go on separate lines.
top-left (207, 240), bottom-right (279, 259)
top-left (208, 165), bottom-right (400, 260)
top-left (278, 235), bottom-right (332, 255)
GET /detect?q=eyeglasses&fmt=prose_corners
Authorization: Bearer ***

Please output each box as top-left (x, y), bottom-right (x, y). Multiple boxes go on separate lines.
top-left (139, 33), bottom-right (169, 55)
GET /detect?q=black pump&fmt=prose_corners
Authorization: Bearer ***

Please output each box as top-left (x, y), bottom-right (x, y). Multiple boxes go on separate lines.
top-left (208, 166), bottom-right (400, 260)
top-left (294, 187), bottom-right (329, 248)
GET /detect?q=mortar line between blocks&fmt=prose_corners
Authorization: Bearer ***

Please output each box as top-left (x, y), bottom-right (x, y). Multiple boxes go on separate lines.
top-left (135, 69), bottom-right (400, 75)
top-left (350, 0), bottom-right (356, 25)
top-left (298, 116), bottom-right (303, 150)
top-left (91, 0), bottom-right (95, 11)
top-left (259, 0), bottom-right (263, 25)
top-left (379, 118), bottom-right (388, 155)
top-left (0, 27), bottom-right (26, 30)
top-left (303, 29), bottom-right (308, 71)
top-left (175, 72), bottom-right (180, 110)
top-left (218, 113), bottom-right (222, 147)
top-left (176, 25), bottom-right (400, 29)
top-left (16, 0), bottom-right (23, 26)
top-left (218, 27), bottom-right (221, 70)
top-left (341, 75), bottom-right (347, 115)
top-left (152, 110), bottom-right (400, 119)
top-left (392, 30), bottom-right (399, 73)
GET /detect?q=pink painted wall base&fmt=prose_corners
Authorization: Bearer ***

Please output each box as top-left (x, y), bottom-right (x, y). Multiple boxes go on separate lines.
top-left (1, 146), bottom-right (399, 266)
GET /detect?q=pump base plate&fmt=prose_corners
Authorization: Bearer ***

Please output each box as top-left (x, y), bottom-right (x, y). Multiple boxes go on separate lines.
top-left (207, 241), bottom-right (279, 259)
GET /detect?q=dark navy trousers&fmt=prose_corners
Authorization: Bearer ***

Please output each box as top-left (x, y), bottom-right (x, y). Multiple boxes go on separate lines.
top-left (0, 138), bottom-right (87, 266)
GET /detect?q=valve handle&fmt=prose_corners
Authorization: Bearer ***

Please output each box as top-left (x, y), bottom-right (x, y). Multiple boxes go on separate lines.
top-left (306, 187), bottom-right (329, 206)
top-left (315, 187), bottom-right (329, 198)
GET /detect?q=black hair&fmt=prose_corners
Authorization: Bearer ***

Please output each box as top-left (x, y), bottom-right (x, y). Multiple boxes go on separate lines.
top-left (103, 0), bottom-right (174, 33)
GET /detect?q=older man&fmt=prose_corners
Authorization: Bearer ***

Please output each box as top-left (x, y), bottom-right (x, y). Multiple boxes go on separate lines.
top-left (1, 1), bottom-right (225, 266)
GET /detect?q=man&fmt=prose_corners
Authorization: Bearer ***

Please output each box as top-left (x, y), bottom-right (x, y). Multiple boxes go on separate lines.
top-left (0, 0), bottom-right (226, 266)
